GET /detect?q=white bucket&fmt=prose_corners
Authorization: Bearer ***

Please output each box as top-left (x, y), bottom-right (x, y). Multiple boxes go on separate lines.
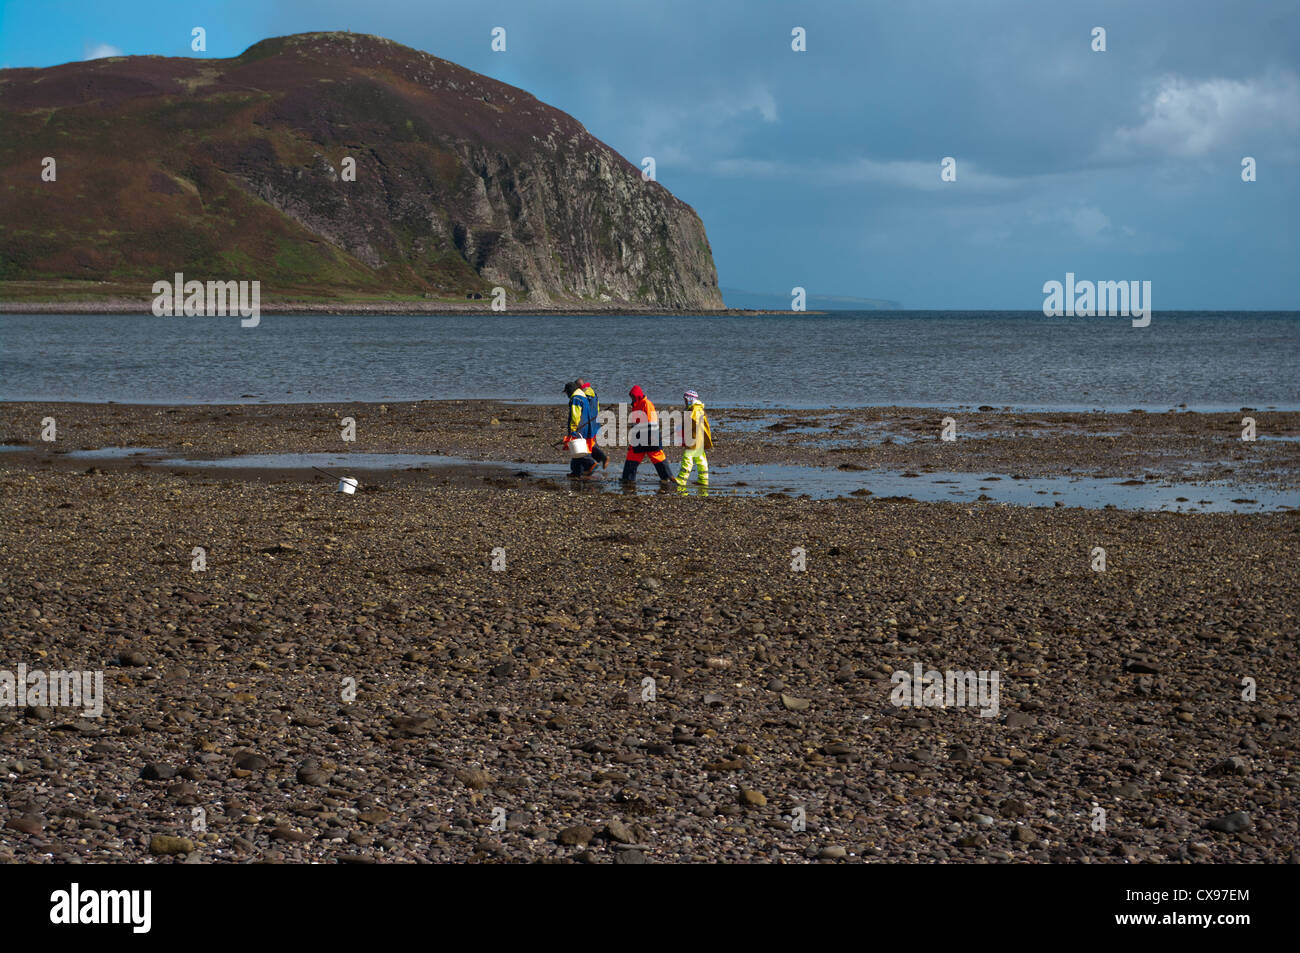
top-left (568, 437), bottom-right (589, 455)
top-left (338, 477), bottom-right (359, 494)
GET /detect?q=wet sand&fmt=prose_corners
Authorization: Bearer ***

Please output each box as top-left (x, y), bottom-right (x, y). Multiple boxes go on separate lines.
top-left (1, 401), bottom-right (1297, 863)
top-left (3, 400), bottom-right (1299, 486)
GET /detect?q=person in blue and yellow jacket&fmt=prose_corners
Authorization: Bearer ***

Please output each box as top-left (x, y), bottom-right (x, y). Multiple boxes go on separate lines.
top-left (562, 380), bottom-right (600, 477)
top-left (576, 379), bottom-right (608, 470)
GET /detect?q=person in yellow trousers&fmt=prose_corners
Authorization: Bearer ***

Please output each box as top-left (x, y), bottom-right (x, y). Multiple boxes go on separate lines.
top-left (676, 389), bottom-right (712, 487)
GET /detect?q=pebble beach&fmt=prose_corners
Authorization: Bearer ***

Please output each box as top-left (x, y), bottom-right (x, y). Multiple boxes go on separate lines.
top-left (1, 401), bottom-right (1296, 863)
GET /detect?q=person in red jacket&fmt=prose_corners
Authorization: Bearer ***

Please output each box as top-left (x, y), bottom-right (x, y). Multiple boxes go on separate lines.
top-left (622, 385), bottom-right (673, 483)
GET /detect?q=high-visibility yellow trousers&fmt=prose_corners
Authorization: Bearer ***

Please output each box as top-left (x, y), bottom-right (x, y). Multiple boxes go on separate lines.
top-left (676, 448), bottom-right (708, 485)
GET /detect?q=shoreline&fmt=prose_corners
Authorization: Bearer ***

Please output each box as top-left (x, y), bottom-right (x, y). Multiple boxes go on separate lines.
top-left (3, 399), bottom-right (1298, 490)
top-left (6, 302), bottom-right (1299, 316)
top-left (1, 300), bottom-right (816, 316)
top-left (6, 398), bottom-right (1300, 413)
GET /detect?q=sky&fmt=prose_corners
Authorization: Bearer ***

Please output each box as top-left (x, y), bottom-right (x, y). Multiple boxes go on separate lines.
top-left (2, 0), bottom-right (1298, 309)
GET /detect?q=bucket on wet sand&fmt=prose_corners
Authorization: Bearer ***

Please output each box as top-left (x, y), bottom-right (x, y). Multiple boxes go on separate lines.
top-left (568, 437), bottom-right (589, 455)
top-left (338, 477), bottom-right (359, 494)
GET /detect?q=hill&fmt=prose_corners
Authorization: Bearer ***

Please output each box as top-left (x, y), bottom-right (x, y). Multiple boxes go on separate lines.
top-left (0, 32), bottom-right (724, 309)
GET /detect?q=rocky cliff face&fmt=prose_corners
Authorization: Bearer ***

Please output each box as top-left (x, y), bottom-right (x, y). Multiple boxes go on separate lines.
top-left (0, 32), bottom-right (724, 309)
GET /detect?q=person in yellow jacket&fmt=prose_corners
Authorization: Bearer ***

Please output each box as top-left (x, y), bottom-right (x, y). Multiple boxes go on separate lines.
top-left (676, 389), bottom-right (712, 486)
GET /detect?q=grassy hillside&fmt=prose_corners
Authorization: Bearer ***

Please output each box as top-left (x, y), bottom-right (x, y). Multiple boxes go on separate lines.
top-left (0, 33), bottom-right (723, 308)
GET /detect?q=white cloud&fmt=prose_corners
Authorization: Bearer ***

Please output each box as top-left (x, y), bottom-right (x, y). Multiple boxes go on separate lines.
top-left (841, 158), bottom-right (1017, 192)
top-left (740, 87), bottom-right (778, 123)
top-left (710, 157), bottom-right (785, 178)
top-left (710, 156), bottom-right (1019, 192)
top-left (1028, 204), bottom-right (1113, 242)
top-left (1099, 72), bottom-right (1300, 160)
top-left (83, 43), bottom-right (123, 60)
top-left (628, 83), bottom-right (778, 167)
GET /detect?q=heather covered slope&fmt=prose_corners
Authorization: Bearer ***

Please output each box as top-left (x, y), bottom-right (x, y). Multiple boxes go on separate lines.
top-left (0, 32), bottom-right (724, 308)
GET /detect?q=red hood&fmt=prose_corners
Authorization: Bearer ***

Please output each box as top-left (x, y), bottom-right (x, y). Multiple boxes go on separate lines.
top-left (629, 385), bottom-right (645, 401)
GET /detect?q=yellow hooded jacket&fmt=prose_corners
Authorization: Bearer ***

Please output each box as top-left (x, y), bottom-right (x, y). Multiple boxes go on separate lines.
top-left (685, 400), bottom-right (712, 451)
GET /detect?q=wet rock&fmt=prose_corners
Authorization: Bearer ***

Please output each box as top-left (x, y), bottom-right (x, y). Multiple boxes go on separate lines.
top-left (297, 758), bottom-right (333, 786)
top-left (390, 715), bottom-right (433, 738)
top-left (557, 825), bottom-right (594, 847)
top-left (1207, 757), bottom-right (1250, 777)
top-left (233, 751), bottom-right (269, 771)
top-left (271, 826), bottom-right (313, 842)
top-left (1206, 812), bottom-right (1251, 834)
top-left (5, 814), bottom-right (44, 835)
top-left (149, 835), bottom-right (194, 855)
top-left (455, 768), bottom-right (492, 790)
top-left (607, 819), bottom-right (635, 844)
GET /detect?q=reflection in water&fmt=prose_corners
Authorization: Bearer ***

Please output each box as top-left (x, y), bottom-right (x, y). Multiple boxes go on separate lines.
top-left (613, 477), bottom-right (678, 496)
top-left (3, 445), bottom-right (1294, 512)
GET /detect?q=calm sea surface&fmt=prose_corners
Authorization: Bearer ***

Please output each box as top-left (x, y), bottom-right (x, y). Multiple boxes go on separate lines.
top-left (1, 311), bottom-right (1296, 409)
